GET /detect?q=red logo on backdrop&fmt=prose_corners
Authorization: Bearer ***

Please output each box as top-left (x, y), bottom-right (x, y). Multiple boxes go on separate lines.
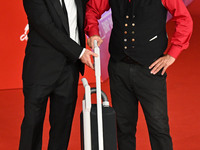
top-left (20, 24), bottom-right (29, 41)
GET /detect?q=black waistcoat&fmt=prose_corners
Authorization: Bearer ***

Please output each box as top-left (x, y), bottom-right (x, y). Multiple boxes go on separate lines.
top-left (109, 0), bottom-right (168, 66)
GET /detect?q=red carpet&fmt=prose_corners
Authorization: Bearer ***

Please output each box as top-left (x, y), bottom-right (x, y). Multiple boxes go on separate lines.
top-left (0, 0), bottom-right (200, 149)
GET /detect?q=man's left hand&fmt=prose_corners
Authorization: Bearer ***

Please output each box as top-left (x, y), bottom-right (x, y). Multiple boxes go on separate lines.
top-left (149, 54), bottom-right (176, 75)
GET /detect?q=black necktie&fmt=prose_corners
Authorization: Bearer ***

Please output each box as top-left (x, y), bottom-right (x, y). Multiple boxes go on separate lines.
top-left (61, 0), bottom-right (68, 17)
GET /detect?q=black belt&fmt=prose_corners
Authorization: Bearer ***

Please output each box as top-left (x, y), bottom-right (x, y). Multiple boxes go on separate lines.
top-left (121, 56), bottom-right (139, 64)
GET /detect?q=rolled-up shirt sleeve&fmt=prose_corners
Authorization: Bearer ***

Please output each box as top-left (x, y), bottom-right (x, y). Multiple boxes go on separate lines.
top-left (84, 0), bottom-right (110, 37)
top-left (162, 0), bottom-right (193, 59)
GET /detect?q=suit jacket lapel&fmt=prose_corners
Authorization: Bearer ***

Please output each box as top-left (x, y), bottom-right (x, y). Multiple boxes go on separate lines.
top-left (49, 0), bottom-right (70, 34)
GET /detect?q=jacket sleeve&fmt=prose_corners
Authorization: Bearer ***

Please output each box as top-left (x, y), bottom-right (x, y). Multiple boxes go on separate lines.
top-left (23, 0), bottom-right (83, 62)
top-left (84, 0), bottom-right (110, 37)
top-left (162, 0), bottom-right (193, 59)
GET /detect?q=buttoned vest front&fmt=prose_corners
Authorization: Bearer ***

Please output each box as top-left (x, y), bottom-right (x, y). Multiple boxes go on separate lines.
top-left (109, 0), bottom-right (168, 66)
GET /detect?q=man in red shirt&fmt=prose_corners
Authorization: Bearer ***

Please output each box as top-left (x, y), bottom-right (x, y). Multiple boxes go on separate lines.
top-left (85, 0), bottom-right (193, 149)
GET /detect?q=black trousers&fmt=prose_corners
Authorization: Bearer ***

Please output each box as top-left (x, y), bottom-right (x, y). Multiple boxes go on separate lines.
top-left (19, 63), bottom-right (79, 150)
top-left (108, 60), bottom-right (173, 150)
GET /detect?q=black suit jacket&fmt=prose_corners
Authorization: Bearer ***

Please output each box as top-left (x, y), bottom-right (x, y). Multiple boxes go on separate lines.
top-left (22, 0), bottom-right (88, 85)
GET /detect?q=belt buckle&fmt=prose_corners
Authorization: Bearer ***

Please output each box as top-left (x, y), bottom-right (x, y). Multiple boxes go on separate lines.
top-left (122, 56), bottom-right (136, 64)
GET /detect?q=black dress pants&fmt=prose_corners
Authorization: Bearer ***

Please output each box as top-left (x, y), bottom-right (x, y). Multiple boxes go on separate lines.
top-left (19, 63), bottom-right (79, 150)
top-left (108, 60), bottom-right (173, 150)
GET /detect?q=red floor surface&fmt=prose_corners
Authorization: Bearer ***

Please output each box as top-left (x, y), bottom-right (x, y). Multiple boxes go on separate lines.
top-left (0, 0), bottom-right (200, 150)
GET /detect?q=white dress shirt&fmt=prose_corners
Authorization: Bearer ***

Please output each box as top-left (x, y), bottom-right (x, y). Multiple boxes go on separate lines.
top-left (60, 0), bottom-right (85, 59)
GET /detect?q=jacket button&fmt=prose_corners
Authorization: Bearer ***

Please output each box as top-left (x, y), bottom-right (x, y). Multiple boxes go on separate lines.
top-left (125, 23), bottom-right (128, 27)
top-left (132, 46), bottom-right (135, 48)
top-left (132, 31), bottom-right (135, 34)
top-left (132, 23), bottom-right (135, 26)
top-left (124, 31), bottom-right (127, 34)
top-left (126, 15), bottom-right (129, 19)
top-left (133, 15), bottom-right (135, 18)
top-left (124, 39), bottom-right (127, 42)
top-left (132, 38), bottom-right (135, 42)
top-left (124, 46), bottom-right (127, 49)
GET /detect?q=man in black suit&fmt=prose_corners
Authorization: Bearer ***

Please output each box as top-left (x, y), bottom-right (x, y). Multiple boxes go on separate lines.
top-left (19, 0), bottom-right (96, 149)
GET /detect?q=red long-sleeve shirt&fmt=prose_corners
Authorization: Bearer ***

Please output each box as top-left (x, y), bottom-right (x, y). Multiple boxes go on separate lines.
top-left (85, 0), bottom-right (193, 59)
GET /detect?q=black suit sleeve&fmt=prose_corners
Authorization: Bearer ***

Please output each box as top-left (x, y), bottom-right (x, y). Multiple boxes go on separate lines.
top-left (23, 0), bottom-right (83, 62)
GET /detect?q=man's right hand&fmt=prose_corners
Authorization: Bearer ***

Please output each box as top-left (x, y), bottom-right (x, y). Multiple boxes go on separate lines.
top-left (87, 35), bottom-right (103, 50)
top-left (80, 49), bottom-right (98, 70)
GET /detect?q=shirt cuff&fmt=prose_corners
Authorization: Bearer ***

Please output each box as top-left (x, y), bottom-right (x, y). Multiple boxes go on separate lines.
top-left (167, 44), bottom-right (183, 59)
top-left (79, 48), bottom-right (86, 59)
